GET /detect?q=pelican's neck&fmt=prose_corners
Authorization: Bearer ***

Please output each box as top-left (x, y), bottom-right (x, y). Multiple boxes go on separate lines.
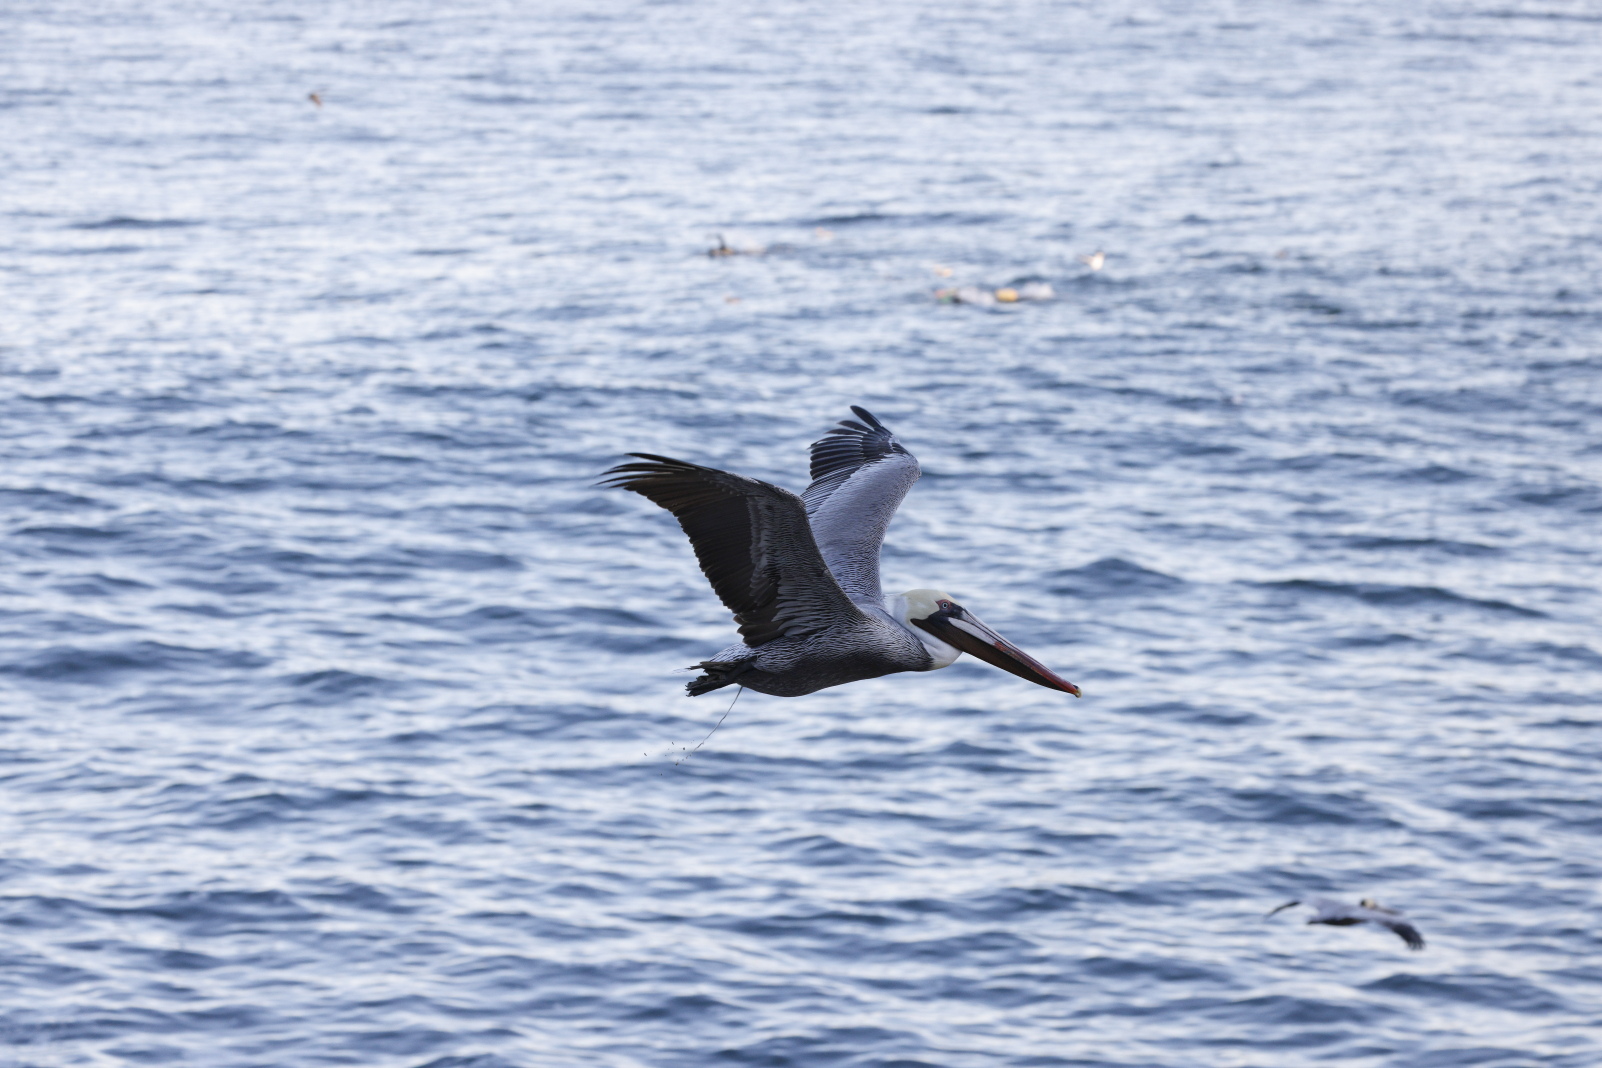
top-left (890, 591), bottom-right (961, 669)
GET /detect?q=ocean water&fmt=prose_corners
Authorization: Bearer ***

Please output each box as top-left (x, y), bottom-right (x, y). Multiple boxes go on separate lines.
top-left (3, 1), bottom-right (1601, 1065)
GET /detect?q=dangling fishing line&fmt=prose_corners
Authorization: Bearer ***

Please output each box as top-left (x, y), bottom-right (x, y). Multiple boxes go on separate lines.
top-left (674, 686), bottom-right (742, 766)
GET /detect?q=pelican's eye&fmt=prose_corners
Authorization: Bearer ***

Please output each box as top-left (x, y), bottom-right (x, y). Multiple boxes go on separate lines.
top-left (937, 600), bottom-right (960, 614)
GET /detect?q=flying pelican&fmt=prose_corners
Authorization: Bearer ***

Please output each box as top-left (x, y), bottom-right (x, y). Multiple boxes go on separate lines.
top-left (1267, 897), bottom-right (1426, 951)
top-left (602, 407), bottom-right (1082, 699)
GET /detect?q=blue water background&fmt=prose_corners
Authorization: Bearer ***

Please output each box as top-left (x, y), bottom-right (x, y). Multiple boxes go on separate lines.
top-left (4, 2), bottom-right (1602, 1065)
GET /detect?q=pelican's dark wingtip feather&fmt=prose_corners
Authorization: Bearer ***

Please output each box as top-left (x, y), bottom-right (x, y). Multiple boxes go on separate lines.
top-left (600, 452), bottom-right (707, 477)
top-left (849, 405), bottom-right (884, 428)
top-left (600, 453), bottom-right (682, 484)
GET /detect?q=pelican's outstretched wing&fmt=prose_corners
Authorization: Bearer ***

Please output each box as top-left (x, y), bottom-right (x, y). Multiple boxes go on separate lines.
top-left (1355, 904), bottom-right (1426, 950)
top-left (1380, 919), bottom-right (1425, 951)
top-left (802, 406), bottom-right (921, 605)
top-left (602, 454), bottom-right (866, 647)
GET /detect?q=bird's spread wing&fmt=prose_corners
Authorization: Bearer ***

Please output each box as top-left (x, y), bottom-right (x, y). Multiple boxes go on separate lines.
top-left (602, 454), bottom-right (867, 647)
top-left (1354, 907), bottom-right (1425, 951)
top-left (1382, 919), bottom-right (1425, 951)
top-left (802, 406), bottom-right (921, 605)
top-left (1353, 902), bottom-right (1426, 950)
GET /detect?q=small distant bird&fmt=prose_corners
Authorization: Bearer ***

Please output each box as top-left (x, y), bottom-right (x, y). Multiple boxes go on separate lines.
top-left (938, 284), bottom-right (994, 305)
top-left (308, 92), bottom-right (323, 108)
top-left (1268, 897), bottom-right (1425, 951)
top-left (707, 234), bottom-right (764, 257)
top-left (603, 407), bottom-right (1082, 699)
top-left (1078, 250), bottom-right (1105, 271)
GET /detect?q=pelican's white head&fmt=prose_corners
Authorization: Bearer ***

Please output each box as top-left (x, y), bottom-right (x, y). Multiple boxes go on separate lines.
top-left (893, 588), bottom-right (1081, 696)
top-left (894, 589), bottom-right (962, 668)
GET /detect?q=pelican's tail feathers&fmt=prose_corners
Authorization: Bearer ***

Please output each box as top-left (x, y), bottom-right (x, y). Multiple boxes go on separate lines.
top-left (686, 659), bottom-right (754, 697)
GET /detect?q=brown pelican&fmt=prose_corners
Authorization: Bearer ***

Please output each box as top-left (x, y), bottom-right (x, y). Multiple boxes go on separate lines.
top-left (1267, 897), bottom-right (1426, 951)
top-left (602, 407), bottom-right (1082, 699)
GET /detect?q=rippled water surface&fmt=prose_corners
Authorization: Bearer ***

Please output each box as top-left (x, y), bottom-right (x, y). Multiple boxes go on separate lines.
top-left (5, 2), bottom-right (1602, 1065)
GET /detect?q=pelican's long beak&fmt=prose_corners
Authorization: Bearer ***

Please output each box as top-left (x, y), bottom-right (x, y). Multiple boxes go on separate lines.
top-left (914, 608), bottom-right (1081, 696)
